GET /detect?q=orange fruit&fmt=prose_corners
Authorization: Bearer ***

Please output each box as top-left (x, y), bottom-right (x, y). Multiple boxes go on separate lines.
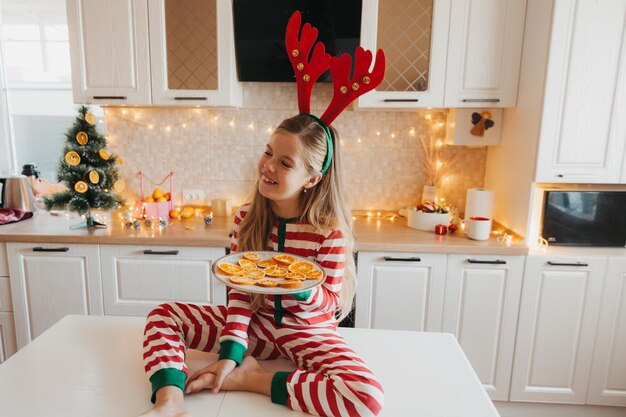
top-left (76, 131), bottom-right (88, 145)
top-left (144, 196), bottom-right (155, 203)
top-left (88, 170), bottom-right (99, 184)
top-left (257, 259), bottom-right (276, 268)
top-left (74, 181), bottom-right (88, 193)
top-left (156, 197), bottom-right (167, 202)
top-left (243, 269), bottom-right (266, 280)
top-left (113, 180), bottom-right (125, 192)
top-left (164, 192), bottom-right (171, 201)
top-left (229, 276), bottom-right (256, 286)
top-left (264, 265), bottom-right (288, 277)
top-left (305, 269), bottom-right (323, 280)
top-left (65, 151), bottom-right (80, 166)
top-left (169, 209), bottom-right (181, 219)
top-left (285, 272), bottom-right (306, 280)
top-left (288, 261), bottom-right (315, 274)
top-left (243, 252), bottom-right (260, 262)
top-left (217, 263), bottom-right (244, 276)
top-left (238, 259), bottom-right (257, 270)
top-left (278, 280), bottom-right (303, 289)
top-left (84, 112), bottom-right (97, 125)
top-left (116, 156), bottom-right (124, 165)
top-left (256, 279), bottom-right (278, 288)
top-left (98, 149), bottom-right (110, 160)
top-left (181, 207), bottom-right (195, 218)
top-left (273, 254), bottom-right (296, 266)
top-left (152, 188), bottom-right (164, 200)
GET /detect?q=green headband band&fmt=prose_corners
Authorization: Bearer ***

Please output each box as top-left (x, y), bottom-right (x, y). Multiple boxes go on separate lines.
top-left (301, 113), bottom-right (333, 175)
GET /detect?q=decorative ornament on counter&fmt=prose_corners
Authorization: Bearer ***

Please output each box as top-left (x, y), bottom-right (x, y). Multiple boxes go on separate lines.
top-left (203, 212), bottom-right (214, 226)
top-left (470, 111), bottom-right (495, 137)
top-left (133, 219), bottom-right (141, 229)
top-left (434, 224), bottom-right (448, 235)
top-left (134, 171), bottom-right (174, 220)
top-left (144, 217), bottom-right (153, 228)
top-left (159, 217), bottom-right (168, 228)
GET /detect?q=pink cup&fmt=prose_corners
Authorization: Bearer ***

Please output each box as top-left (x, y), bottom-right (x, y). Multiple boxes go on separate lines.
top-left (465, 217), bottom-right (492, 240)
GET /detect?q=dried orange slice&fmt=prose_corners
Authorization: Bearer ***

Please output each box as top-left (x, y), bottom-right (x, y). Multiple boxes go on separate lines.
top-left (264, 266), bottom-right (288, 277)
top-left (288, 261), bottom-right (315, 274)
top-left (98, 149), bottom-right (110, 160)
top-left (256, 279), bottom-right (278, 288)
top-left (229, 276), bottom-right (256, 286)
top-left (285, 272), bottom-right (306, 280)
top-left (278, 280), bottom-right (303, 289)
top-left (88, 170), bottom-right (99, 184)
top-left (74, 180), bottom-right (88, 193)
top-left (65, 151), bottom-right (80, 166)
top-left (113, 180), bottom-right (125, 192)
top-left (116, 156), bottom-right (124, 165)
top-left (305, 269), bottom-right (323, 280)
top-left (273, 254), bottom-right (296, 266)
top-left (84, 112), bottom-right (97, 125)
top-left (243, 269), bottom-right (266, 280)
top-left (238, 259), bottom-right (258, 270)
top-left (217, 263), bottom-right (244, 276)
top-left (76, 131), bottom-right (88, 145)
top-left (243, 252), bottom-right (260, 261)
top-left (257, 259), bottom-right (276, 268)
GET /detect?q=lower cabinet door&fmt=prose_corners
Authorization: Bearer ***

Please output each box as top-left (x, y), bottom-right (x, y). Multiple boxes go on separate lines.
top-left (587, 256), bottom-right (626, 406)
top-left (7, 242), bottom-right (104, 348)
top-left (100, 245), bottom-right (226, 316)
top-left (510, 256), bottom-right (607, 404)
top-left (355, 252), bottom-right (447, 332)
top-left (442, 255), bottom-right (524, 401)
top-left (0, 312), bottom-right (17, 363)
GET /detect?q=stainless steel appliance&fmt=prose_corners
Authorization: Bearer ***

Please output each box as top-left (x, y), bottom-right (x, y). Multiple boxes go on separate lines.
top-left (0, 175), bottom-right (36, 211)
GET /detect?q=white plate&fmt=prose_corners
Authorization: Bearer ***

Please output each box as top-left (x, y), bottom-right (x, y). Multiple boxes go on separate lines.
top-left (211, 251), bottom-right (326, 295)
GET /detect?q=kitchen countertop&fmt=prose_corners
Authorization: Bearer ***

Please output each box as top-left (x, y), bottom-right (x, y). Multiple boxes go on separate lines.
top-left (0, 210), bottom-right (530, 255)
top-left (0, 315), bottom-right (500, 417)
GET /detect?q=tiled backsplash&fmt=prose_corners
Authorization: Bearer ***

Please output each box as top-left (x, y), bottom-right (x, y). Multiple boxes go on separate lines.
top-left (104, 83), bottom-right (486, 213)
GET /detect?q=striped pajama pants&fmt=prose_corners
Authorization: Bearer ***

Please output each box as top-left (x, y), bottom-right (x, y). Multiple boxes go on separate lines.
top-left (143, 302), bottom-right (384, 417)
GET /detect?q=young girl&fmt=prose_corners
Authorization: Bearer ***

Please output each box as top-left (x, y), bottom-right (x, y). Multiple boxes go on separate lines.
top-left (140, 114), bottom-right (384, 417)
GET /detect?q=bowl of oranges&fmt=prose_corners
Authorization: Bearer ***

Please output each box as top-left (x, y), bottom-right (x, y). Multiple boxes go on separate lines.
top-left (134, 187), bottom-right (172, 219)
top-left (212, 251), bottom-right (326, 294)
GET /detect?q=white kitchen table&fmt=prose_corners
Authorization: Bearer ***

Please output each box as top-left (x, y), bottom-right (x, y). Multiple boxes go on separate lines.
top-left (0, 315), bottom-right (499, 417)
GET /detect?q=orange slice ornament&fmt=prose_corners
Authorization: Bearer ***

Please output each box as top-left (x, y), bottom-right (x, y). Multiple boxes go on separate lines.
top-left (243, 252), bottom-right (260, 262)
top-left (243, 269), bottom-right (266, 280)
top-left (74, 181), bottom-right (88, 193)
top-left (217, 263), bottom-right (244, 276)
top-left (238, 259), bottom-right (258, 270)
top-left (305, 269), bottom-right (324, 280)
top-left (113, 180), bottom-right (125, 192)
top-left (98, 149), bottom-right (110, 160)
top-left (273, 254), bottom-right (296, 266)
top-left (278, 280), bottom-right (303, 289)
top-left (285, 272), bottom-right (306, 280)
top-left (229, 276), bottom-right (256, 286)
top-left (257, 259), bottom-right (276, 268)
top-left (76, 131), bottom-right (88, 145)
top-left (88, 170), bottom-right (100, 184)
top-left (288, 261), bottom-right (315, 274)
top-left (65, 151), bottom-right (81, 166)
top-left (264, 265), bottom-right (288, 277)
top-left (84, 112), bottom-right (97, 125)
top-left (256, 279), bottom-right (278, 288)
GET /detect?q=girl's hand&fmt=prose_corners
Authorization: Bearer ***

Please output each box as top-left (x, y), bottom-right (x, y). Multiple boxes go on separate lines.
top-left (185, 359), bottom-right (237, 394)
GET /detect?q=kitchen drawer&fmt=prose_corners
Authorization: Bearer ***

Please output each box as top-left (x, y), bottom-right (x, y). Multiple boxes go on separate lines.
top-left (0, 242), bottom-right (7, 276)
top-left (0, 277), bottom-right (12, 312)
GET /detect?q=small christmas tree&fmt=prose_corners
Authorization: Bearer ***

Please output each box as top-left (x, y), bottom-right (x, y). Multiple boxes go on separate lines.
top-left (45, 105), bottom-right (125, 228)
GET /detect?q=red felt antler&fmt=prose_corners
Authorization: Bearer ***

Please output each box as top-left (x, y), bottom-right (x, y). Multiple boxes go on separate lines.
top-left (285, 11), bottom-right (331, 114)
top-left (320, 47), bottom-right (386, 125)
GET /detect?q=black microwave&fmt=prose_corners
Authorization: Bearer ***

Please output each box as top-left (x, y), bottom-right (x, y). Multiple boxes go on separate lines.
top-left (541, 191), bottom-right (626, 247)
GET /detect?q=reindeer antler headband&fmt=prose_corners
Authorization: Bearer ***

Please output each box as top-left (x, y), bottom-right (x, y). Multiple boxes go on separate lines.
top-left (285, 11), bottom-right (385, 174)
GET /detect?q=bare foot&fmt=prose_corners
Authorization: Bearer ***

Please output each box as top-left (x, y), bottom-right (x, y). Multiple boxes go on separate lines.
top-left (138, 386), bottom-right (190, 417)
top-left (219, 356), bottom-right (274, 396)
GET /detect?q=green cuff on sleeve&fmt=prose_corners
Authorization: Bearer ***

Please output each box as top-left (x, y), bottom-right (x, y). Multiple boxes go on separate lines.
top-left (271, 371), bottom-right (291, 406)
top-left (219, 340), bottom-right (246, 365)
top-left (149, 368), bottom-right (186, 403)
top-left (290, 289), bottom-right (312, 301)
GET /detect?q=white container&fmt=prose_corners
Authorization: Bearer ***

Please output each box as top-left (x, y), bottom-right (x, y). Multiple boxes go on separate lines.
top-left (465, 217), bottom-right (493, 240)
top-left (407, 210), bottom-right (451, 231)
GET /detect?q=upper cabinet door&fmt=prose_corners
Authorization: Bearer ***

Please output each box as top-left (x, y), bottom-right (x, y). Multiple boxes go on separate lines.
top-left (358, 0), bottom-right (451, 108)
top-left (148, 0), bottom-right (242, 107)
top-left (67, 0), bottom-right (152, 105)
top-left (535, 0), bottom-right (626, 183)
top-left (444, 0), bottom-right (527, 107)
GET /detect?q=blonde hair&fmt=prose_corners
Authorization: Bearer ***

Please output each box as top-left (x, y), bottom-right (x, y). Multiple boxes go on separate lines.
top-left (237, 114), bottom-right (356, 321)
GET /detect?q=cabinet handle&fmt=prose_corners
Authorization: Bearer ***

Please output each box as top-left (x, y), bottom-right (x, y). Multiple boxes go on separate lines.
top-left (467, 259), bottom-right (506, 265)
top-left (556, 174), bottom-right (564, 178)
top-left (92, 96), bottom-right (127, 100)
top-left (383, 256), bottom-right (421, 262)
top-left (383, 98), bottom-right (419, 102)
top-left (174, 97), bottom-right (207, 101)
top-left (547, 261), bottom-right (588, 267)
top-left (461, 98), bottom-right (500, 103)
top-left (143, 249), bottom-right (179, 255)
top-left (33, 246), bottom-right (69, 252)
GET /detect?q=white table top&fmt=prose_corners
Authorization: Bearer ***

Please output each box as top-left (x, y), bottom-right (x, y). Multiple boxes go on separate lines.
top-left (0, 315), bottom-right (500, 417)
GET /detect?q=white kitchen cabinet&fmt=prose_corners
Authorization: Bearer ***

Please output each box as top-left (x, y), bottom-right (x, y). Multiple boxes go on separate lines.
top-left (587, 257), bottom-right (626, 406)
top-left (358, 0), bottom-right (451, 108)
top-left (0, 312), bottom-right (16, 364)
top-left (535, 0), bottom-right (626, 183)
top-left (67, 0), bottom-right (152, 104)
top-left (355, 251), bottom-right (447, 331)
top-left (100, 245), bottom-right (226, 316)
top-left (7, 242), bottom-right (104, 349)
top-left (442, 254), bottom-right (524, 401)
top-left (444, 0), bottom-right (527, 107)
top-left (67, 0), bottom-right (242, 107)
top-left (510, 255), bottom-right (607, 404)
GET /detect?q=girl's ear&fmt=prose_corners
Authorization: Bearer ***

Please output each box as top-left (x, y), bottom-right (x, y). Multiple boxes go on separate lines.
top-left (305, 174), bottom-right (322, 189)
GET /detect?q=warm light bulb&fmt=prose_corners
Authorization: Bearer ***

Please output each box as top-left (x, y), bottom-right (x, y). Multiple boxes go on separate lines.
top-left (122, 109), bottom-right (128, 116)
top-left (391, 133), bottom-right (396, 138)
top-left (376, 131), bottom-right (381, 136)
top-left (425, 113), bottom-right (432, 120)
top-left (148, 124), bottom-right (154, 130)
top-left (409, 128), bottom-right (416, 136)
top-left (182, 123), bottom-right (187, 128)
top-left (357, 138), bottom-right (362, 143)
top-left (436, 139), bottom-right (444, 147)
top-left (266, 126), bottom-right (273, 133)
top-left (436, 160), bottom-right (443, 168)
top-left (165, 126), bottom-right (171, 132)
top-left (248, 123), bottom-right (254, 130)
top-left (229, 119), bottom-right (235, 127)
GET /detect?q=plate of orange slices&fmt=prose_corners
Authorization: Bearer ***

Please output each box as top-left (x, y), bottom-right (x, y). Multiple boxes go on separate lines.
top-left (212, 251), bottom-right (326, 294)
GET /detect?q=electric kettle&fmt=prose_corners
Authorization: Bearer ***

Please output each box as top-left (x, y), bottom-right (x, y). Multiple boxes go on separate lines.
top-left (0, 175), bottom-right (36, 211)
